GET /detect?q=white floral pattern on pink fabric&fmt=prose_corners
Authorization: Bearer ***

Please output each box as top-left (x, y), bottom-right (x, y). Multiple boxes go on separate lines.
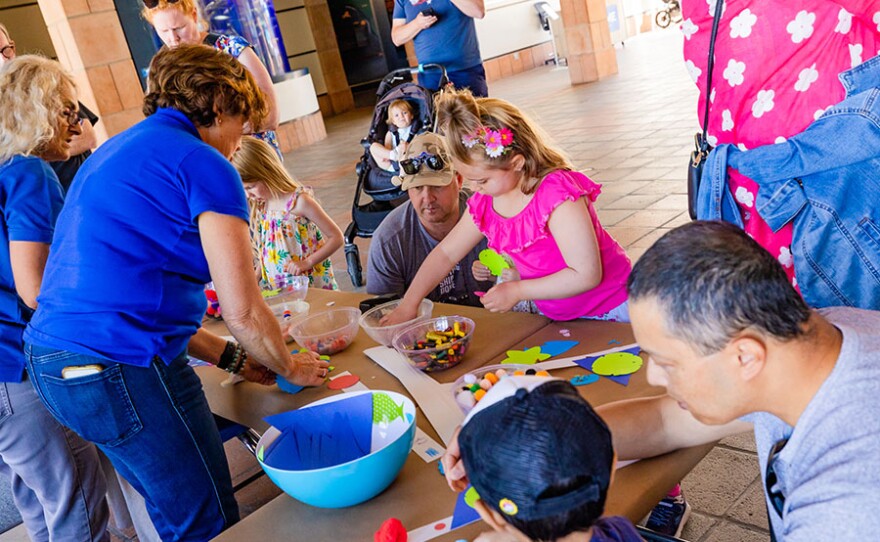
top-left (682, 0), bottom-right (880, 288)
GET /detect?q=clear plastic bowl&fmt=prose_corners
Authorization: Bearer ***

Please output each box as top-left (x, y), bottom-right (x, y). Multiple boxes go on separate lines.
top-left (288, 307), bottom-right (360, 355)
top-left (269, 300), bottom-right (310, 342)
top-left (450, 364), bottom-right (549, 414)
top-left (260, 274), bottom-right (309, 303)
top-left (391, 316), bottom-right (475, 372)
top-left (359, 298), bottom-right (434, 347)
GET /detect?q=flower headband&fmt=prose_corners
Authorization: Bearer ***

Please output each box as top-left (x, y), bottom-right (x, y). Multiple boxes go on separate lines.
top-left (462, 126), bottom-right (514, 158)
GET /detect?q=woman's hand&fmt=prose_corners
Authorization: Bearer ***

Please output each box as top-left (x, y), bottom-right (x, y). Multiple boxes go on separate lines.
top-left (480, 281), bottom-right (522, 313)
top-left (240, 357), bottom-right (277, 386)
top-left (284, 350), bottom-right (330, 386)
top-left (441, 426), bottom-right (469, 492)
top-left (471, 260), bottom-right (493, 282)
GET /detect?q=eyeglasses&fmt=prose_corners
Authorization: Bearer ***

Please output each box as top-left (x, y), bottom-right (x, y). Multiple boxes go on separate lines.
top-left (0, 42), bottom-right (15, 59)
top-left (764, 437), bottom-right (789, 518)
top-left (400, 151), bottom-right (445, 176)
top-left (61, 107), bottom-right (82, 128)
top-left (142, 0), bottom-right (179, 9)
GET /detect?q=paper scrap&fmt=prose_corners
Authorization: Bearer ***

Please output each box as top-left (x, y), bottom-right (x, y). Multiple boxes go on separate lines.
top-left (501, 346), bottom-right (550, 365)
top-left (327, 374), bottom-right (361, 390)
top-left (412, 427), bottom-right (445, 463)
top-left (570, 374), bottom-right (600, 386)
top-left (592, 352), bottom-right (643, 376)
top-left (478, 249), bottom-right (509, 276)
top-left (573, 345), bottom-right (643, 386)
top-left (539, 340), bottom-right (579, 358)
top-left (451, 485), bottom-right (482, 529)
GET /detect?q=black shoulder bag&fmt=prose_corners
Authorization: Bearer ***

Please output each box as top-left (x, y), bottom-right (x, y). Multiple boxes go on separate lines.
top-left (687, 0), bottom-right (724, 220)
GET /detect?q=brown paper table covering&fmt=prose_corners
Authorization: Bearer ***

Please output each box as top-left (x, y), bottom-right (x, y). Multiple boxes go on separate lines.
top-left (200, 289), bottom-right (712, 541)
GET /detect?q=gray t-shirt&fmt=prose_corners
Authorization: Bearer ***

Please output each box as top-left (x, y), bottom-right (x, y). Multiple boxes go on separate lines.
top-left (366, 192), bottom-right (493, 307)
top-left (745, 307), bottom-right (880, 541)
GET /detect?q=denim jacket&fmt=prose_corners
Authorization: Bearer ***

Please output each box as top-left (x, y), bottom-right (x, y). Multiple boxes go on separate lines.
top-left (697, 55), bottom-right (880, 310)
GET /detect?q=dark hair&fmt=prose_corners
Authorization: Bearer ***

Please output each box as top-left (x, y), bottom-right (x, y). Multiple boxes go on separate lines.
top-left (628, 221), bottom-right (812, 354)
top-left (143, 44), bottom-right (267, 128)
top-left (503, 480), bottom-right (606, 542)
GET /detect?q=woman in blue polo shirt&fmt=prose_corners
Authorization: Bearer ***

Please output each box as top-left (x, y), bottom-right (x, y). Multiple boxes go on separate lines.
top-left (0, 55), bottom-right (109, 540)
top-left (23, 45), bottom-right (328, 540)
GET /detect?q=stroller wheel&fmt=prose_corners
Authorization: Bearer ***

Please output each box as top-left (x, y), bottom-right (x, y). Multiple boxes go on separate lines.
top-left (655, 9), bottom-right (672, 28)
top-left (345, 244), bottom-right (364, 288)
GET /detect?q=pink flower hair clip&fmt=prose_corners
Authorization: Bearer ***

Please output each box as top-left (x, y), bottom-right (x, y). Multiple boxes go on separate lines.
top-left (462, 126), bottom-right (515, 158)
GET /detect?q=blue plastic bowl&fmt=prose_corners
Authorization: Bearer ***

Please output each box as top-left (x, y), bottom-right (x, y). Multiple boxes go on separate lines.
top-left (256, 390), bottom-right (416, 508)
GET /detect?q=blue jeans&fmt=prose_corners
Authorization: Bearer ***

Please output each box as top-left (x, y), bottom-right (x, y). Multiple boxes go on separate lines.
top-left (24, 344), bottom-right (239, 541)
top-left (0, 377), bottom-right (109, 541)
top-left (419, 64), bottom-right (488, 97)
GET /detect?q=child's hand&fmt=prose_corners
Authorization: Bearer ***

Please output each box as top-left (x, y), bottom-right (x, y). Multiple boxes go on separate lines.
top-left (499, 267), bottom-right (520, 282)
top-left (475, 531), bottom-right (518, 542)
top-left (441, 427), bottom-right (469, 492)
top-left (471, 260), bottom-right (493, 282)
top-left (287, 259), bottom-right (312, 275)
top-left (480, 281), bottom-right (522, 313)
top-left (379, 304), bottom-right (418, 326)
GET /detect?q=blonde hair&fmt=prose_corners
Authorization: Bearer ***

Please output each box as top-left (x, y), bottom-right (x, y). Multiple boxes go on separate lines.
top-left (387, 99), bottom-right (414, 123)
top-left (232, 136), bottom-right (301, 222)
top-left (144, 44), bottom-right (267, 128)
top-left (435, 88), bottom-right (573, 195)
top-left (0, 55), bottom-right (76, 163)
top-left (141, 0), bottom-right (201, 24)
top-left (0, 22), bottom-right (10, 41)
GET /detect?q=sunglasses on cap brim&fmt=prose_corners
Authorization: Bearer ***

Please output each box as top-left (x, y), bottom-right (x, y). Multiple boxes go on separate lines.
top-left (142, 0), bottom-right (179, 9)
top-left (400, 152), bottom-right (445, 176)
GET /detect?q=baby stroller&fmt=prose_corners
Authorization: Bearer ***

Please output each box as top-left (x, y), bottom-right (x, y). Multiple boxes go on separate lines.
top-left (344, 64), bottom-right (448, 287)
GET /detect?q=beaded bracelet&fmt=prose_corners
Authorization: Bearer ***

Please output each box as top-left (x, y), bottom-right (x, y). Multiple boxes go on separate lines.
top-left (218, 341), bottom-right (246, 374)
top-left (217, 341), bottom-right (237, 371)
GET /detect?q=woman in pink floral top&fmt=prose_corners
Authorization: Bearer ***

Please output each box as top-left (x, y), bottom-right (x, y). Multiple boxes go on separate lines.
top-left (385, 90), bottom-right (631, 324)
top-left (682, 0), bottom-right (880, 288)
top-left (233, 137), bottom-right (342, 289)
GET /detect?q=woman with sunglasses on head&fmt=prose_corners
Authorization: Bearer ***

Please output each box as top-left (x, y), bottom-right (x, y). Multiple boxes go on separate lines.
top-left (141, 0), bottom-right (281, 154)
top-left (23, 45), bottom-right (328, 541)
top-left (232, 136), bottom-right (342, 289)
top-left (0, 55), bottom-right (110, 541)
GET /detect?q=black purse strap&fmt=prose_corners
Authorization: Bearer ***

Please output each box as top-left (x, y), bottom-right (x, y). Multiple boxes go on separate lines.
top-left (699, 0), bottom-right (725, 151)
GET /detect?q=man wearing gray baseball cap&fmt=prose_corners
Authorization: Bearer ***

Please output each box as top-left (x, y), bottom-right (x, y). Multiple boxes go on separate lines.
top-left (367, 133), bottom-right (493, 306)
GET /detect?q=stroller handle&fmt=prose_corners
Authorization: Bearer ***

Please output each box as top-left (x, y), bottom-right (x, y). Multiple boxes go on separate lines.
top-left (382, 64), bottom-right (449, 90)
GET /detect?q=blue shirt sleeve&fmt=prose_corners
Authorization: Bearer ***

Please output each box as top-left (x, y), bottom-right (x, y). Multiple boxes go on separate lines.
top-left (178, 146), bottom-right (249, 224)
top-left (392, 0), bottom-right (407, 20)
top-left (4, 159), bottom-right (64, 243)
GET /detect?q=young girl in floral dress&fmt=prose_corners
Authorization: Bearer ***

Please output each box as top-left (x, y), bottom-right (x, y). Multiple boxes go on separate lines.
top-left (233, 137), bottom-right (342, 289)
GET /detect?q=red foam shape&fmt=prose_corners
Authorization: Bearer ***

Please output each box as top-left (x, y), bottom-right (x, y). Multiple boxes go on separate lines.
top-left (327, 374), bottom-right (360, 390)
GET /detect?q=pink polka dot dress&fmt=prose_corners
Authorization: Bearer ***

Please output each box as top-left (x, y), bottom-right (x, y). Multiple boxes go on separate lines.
top-left (681, 0), bottom-right (880, 287)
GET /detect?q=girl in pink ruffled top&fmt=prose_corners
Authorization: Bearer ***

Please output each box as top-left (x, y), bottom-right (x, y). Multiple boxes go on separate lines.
top-left (386, 89), bottom-right (631, 323)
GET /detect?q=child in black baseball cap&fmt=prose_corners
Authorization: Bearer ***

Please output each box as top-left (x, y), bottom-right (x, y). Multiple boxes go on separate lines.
top-left (456, 377), bottom-right (643, 542)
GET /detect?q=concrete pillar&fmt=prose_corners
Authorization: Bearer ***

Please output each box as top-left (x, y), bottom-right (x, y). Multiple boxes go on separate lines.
top-left (38, 0), bottom-right (145, 140)
top-left (559, 0), bottom-right (618, 85)
top-left (303, 0), bottom-right (354, 115)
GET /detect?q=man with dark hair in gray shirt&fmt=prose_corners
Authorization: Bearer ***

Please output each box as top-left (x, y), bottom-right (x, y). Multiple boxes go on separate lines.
top-left (367, 133), bottom-right (493, 307)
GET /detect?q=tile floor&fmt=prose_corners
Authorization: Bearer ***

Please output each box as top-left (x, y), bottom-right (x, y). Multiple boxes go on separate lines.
top-left (0, 28), bottom-right (770, 542)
